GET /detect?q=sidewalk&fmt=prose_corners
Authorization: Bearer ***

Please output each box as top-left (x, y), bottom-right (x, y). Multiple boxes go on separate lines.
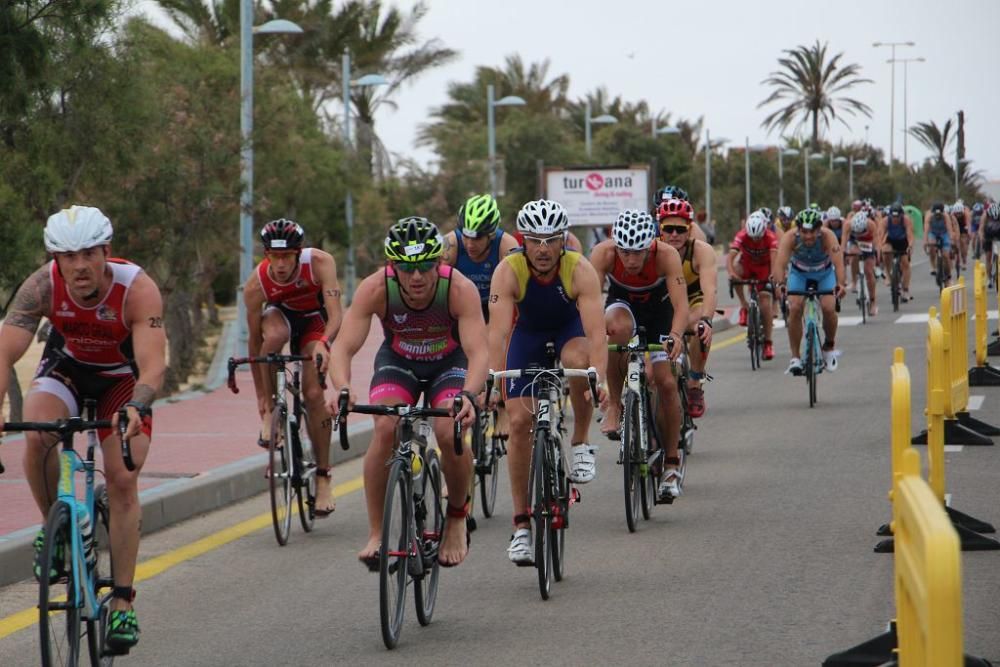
top-left (0, 307), bottom-right (736, 586)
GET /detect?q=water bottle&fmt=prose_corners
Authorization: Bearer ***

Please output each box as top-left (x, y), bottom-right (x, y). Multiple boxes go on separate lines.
top-left (79, 509), bottom-right (97, 570)
top-left (411, 453), bottom-right (423, 483)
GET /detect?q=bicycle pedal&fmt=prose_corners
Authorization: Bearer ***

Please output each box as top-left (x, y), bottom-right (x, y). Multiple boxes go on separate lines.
top-left (570, 488), bottom-right (581, 504)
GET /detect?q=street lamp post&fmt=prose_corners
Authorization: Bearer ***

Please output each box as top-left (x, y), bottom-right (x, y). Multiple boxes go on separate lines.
top-left (778, 147), bottom-right (800, 209)
top-left (886, 56), bottom-right (925, 166)
top-left (803, 148), bottom-right (825, 207)
top-left (238, 4), bottom-right (303, 348)
top-left (486, 84), bottom-right (526, 197)
top-left (849, 158), bottom-right (867, 201)
top-left (584, 100), bottom-right (617, 158)
top-left (873, 40), bottom-right (915, 173)
top-left (705, 129), bottom-right (711, 227)
top-left (341, 50), bottom-right (387, 304)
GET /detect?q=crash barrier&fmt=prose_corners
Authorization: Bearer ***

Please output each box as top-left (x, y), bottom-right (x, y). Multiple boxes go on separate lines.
top-left (912, 281), bottom-right (998, 446)
top-left (969, 261), bottom-right (1000, 385)
top-left (824, 355), bottom-right (991, 667)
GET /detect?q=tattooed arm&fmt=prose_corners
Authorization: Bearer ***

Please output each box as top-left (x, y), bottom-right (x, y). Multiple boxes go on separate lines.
top-left (0, 267), bottom-right (52, 422)
top-left (441, 231), bottom-right (459, 267)
top-left (124, 273), bottom-right (166, 427)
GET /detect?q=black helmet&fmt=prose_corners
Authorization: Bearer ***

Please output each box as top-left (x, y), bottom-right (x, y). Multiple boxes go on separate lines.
top-left (931, 202), bottom-right (945, 213)
top-left (654, 185), bottom-right (689, 205)
top-left (260, 218), bottom-right (305, 250)
top-left (890, 204), bottom-right (904, 216)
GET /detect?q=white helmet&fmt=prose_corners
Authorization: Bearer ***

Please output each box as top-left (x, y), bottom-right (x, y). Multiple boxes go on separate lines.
top-left (612, 209), bottom-right (656, 250)
top-left (851, 211), bottom-right (869, 234)
top-left (826, 206), bottom-right (842, 221)
top-left (516, 199), bottom-right (569, 235)
top-left (44, 206), bottom-right (113, 253)
top-left (745, 211), bottom-right (768, 239)
top-left (951, 203), bottom-right (964, 214)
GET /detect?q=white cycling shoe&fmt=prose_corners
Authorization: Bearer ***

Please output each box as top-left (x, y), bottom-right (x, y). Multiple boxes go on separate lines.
top-left (786, 357), bottom-right (804, 376)
top-left (822, 348), bottom-right (841, 371)
top-left (507, 528), bottom-right (533, 566)
top-left (657, 469), bottom-right (682, 502)
top-left (568, 443), bottom-right (597, 484)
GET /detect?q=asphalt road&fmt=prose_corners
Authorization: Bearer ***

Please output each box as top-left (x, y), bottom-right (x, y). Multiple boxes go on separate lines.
top-left (2, 258), bottom-right (999, 666)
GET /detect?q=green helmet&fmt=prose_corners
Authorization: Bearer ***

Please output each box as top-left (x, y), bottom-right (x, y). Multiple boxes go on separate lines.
top-left (458, 194), bottom-right (501, 238)
top-left (384, 216), bottom-right (444, 263)
top-left (795, 208), bottom-right (823, 230)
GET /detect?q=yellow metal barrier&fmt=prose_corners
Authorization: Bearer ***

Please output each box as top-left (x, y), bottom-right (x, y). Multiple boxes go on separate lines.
top-left (969, 261), bottom-right (1000, 386)
top-left (894, 448), bottom-right (964, 667)
top-left (888, 347), bottom-right (911, 504)
top-left (939, 280), bottom-right (968, 418)
top-left (925, 309), bottom-right (947, 502)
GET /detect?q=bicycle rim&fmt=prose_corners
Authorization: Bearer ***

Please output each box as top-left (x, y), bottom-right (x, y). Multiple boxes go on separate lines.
top-left (480, 438), bottom-right (499, 518)
top-left (268, 409), bottom-right (293, 546)
top-left (622, 392), bottom-right (640, 533)
top-left (641, 392), bottom-right (660, 519)
top-left (379, 461), bottom-right (409, 649)
top-left (806, 326), bottom-right (817, 407)
top-left (859, 280), bottom-right (867, 323)
top-left (296, 432), bottom-right (316, 533)
top-left (414, 452), bottom-right (442, 626)
top-left (40, 501), bottom-right (83, 667)
top-left (551, 438), bottom-right (567, 582)
top-left (530, 429), bottom-right (552, 600)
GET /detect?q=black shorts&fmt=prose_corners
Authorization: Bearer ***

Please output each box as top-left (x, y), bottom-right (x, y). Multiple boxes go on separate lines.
top-left (985, 223), bottom-right (1000, 244)
top-left (368, 344), bottom-right (468, 406)
top-left (604, 287), bottom-right (674, 358)
top-left (266, 304), bottom-right (328, 353)
top-left (887, 238), bottom-right (909, 254)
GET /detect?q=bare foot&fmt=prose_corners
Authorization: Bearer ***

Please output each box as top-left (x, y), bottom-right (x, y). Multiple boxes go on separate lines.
top-left (358, 536), bottom-right (381, 566)
top-left (438, 515), bottom-right (468, 567)
top-left (601, 405), bottom-right (620, 435)
top-left (315, 475), bottom-right (335, 516)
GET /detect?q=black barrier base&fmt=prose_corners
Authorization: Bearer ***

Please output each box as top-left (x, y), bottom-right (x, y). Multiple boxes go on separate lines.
top-left (956, 523), bottom-right (1000, 551)
top-left (879, 656), bottom-right (994, 666)
top-left (957, 411), bottom-right (1000, 436)
top-left (873, 537), bottom-right (894, 553)
top-left (910, 421), bottom-right (993, 445)
top-left (969, 364), bottom-right (1000, 386)
top-left (876, 521), bottom-right (891, 536)
top-left (988, 338), bottom-right (1000, 356)
top-left (822, 624), bottom-right (895, 667)
top-left (947, 505), bottom-right (997, 533)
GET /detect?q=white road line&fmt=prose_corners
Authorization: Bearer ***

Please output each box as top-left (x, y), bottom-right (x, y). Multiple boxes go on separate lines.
top-left (970, 310), bottom-right (999, 321)
top-left (944, 445), bottom-right (965, 453)
top-left (837, 316), bottom-right (864, 326)
top-left (895, 313), bottom-right (930, 324)
top-left (968, 395), bottom-right (984, 411)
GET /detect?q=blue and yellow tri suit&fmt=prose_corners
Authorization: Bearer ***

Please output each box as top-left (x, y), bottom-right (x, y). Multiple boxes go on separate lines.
top-left (503, 249), bottom-right (584, 397)
top-left (454, 231), bottom-right (510, 322)
top-left (787, 232), bottom-right (836, 294)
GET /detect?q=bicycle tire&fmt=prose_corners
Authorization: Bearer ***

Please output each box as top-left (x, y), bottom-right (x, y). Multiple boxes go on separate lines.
top-left (640, 391), bottom-right (659, 520)
top-left (891, 259), bottom-right (901, 312)
top-left (379, 459), bottom-right (410, 649)
top-left (621, 392), bottom-right (641, 532)
top-left (414, 450), bottom-right (442, 626)
top-left (268, 408), bottom-right (293, 546)
top-left (296, 417), bottom-right (317, 533)
top-left (478, 412), bottom-right (500, 518)
top-left (858, 276), bottom-right (867, 324)
top-left (530, 426), bottom-right (552, 600)
top-left (551, 437), bottom-right (567, 582)
top-left (40, 501), bottom-right (83, 667)
top-left (746, 301), bottom-right (759, 370)
top-left (751, 301), bottom-right (763, 369)
top-left (806, 322), bottom-right (817, 408)
top-left (937, 253), bottom-right (945, 293)
top-left (90, 486), bottom-right (114, 666)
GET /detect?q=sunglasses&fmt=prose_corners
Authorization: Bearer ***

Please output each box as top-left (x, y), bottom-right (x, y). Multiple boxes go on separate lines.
top-left (522, 234), bottom-right (563, 247)
top-left (394, 260), bottom-right (437, 274)
top-left (660, 224), bottom-right (690, 235)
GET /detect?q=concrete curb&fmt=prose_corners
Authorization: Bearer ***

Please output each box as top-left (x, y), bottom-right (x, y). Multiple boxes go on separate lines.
top-left (0, 312), bottom-right (735, 587)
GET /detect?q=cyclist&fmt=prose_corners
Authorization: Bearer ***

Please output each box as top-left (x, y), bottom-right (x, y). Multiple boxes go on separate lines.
top-left (243, 219), bottom-right (342, 516)
top-left (924, 202), bottom-right (953, 285)
top-left (953, 202), bottom-right (970, 272)
top-left (657, 197), bottom-right (717, 418)
top-left (981, 202), bottom-right (1000, 288)
top-left (728, 210), bottom-right (778, 359)
top-left (486, 199), bottom-right (608, 565)
top-left (772, 208), bottom-right (847, 375)
top-left (327, 217), bottom-right (486, 568)
top-left (654, 184), bottom-right (709, 243)
top-left (0, 206), bottom-right (166, 652)
top-left (442, 194), bottom-right (519, 321)
top-left (590, 209), bottom-right (688, 500)
top-left (824, 206), bottom-right (845, 245)
top-left (775, 206), bottom-right (796, 237)
top-left (845, 210), bottom-right (880, 316)
top-left (879, 204), bottom-right (915, 302)
top-left (970, 202), bottom-right (985, 260)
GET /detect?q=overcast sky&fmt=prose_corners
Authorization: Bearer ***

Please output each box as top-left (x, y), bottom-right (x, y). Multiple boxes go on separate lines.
top-left (133, 0), bottom-right (1000, 181)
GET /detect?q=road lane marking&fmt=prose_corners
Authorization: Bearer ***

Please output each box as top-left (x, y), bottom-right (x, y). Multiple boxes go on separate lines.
top-left (0, 477), bottom-right (365, 639)
top-left (711, 331), bottom-right (746, 350)
top-left (944, 445), bottom-right (964, 453)
top-left (895, 313), bottom-right (930, 324)
top-left (968, 395), bottom-right (984, 411)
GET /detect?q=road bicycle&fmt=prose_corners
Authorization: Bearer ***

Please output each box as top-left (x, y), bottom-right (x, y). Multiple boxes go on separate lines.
top-left (889, 251), bottom-right (904, 312)
top-left (336, 390), bottom-right (461, 649)
top-left (2, 400), bottom-right (132, 666)
top-left (786, 283), bottom-right (832, 407)
top-left (471, 404), bottom-right (505, 519)
top-left (731, 279), bottom-right (773, 370)
top-left (228, 353), bottom-right (326, 546)
top-left (487, 344), bottom-right (598, 600)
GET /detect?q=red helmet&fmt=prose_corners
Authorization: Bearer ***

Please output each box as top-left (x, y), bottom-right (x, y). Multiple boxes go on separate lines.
top-left (656, 198), bottom-right (694, 223)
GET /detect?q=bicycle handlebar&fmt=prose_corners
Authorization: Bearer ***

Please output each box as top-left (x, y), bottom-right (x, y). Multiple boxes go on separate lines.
top-left (227, 353), bottom-right (327, 394)
top-left (2, 408), bottom-right (135, 471)
top-left (336, 390), bottom-right (465, 455)
top-left (486, 366), bottom-right (600, 408)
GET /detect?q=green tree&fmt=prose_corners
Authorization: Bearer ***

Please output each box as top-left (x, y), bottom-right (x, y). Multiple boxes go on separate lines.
top-left (758, 41), bottom-right (872, 145)
top-left (908, 119), bottom-right (954, 168)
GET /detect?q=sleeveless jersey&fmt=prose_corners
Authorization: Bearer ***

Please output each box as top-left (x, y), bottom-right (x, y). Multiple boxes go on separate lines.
top-left (791, 232), bottom-right (832, 272)
top-left (382, 264), bottom-right (461, 362)
top-left (505, 250), bottom-right (581, 331)
top-left (455, 232), bottom-right (506, 304)
top-left (256, 248), bottom-right (322, 312)
top-left (608, 242), bottom-right (665, 305)
top-left (680, 240), bottom-right (703, 302)
top-left (886, 215), bottom-right (907, 241)
top-left (928, 213), bottom-right (949, 237)
top-left (730, 229), bottom-right (777, 267)
top-left (47, 259), bottom-right (140, 371)
top-left (826, 219), bottom-right (844, 242)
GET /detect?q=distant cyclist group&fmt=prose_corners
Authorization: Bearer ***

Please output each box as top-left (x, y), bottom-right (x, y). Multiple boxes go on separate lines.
top-left (1, 186), bottom-right (999, 655)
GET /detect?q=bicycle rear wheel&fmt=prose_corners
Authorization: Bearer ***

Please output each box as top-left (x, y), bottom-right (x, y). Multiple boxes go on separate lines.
top-left (414, 451), bottom-right (442, 626)
top-left (296, 430), bottom-right (317, 534)
top-left (379, 460), bottom-right (410, 649)
top-left (530, 428), bottom-right (552, 600)
top-left (858, 277), bottom-right (867, 324)
top-left (476, 412), bottom-right (499, 518)
top-left (641, 391), bottom-right (660, 520)
top-left (621, 392), bottom-right (641, 533)
top-left (268, 408), bottom-right (293, 546)
top-left (551, 438), bottom-right (567, 582)
top-left (39, 501), bottom-right (83, 667)
top-left (90, 487), bottom-right (115, 666)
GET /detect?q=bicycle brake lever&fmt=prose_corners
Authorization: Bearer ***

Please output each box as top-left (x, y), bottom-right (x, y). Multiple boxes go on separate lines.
top-left (337, 389), bottom-right (350, 450)
top-left (452, 395), bottom-right (464, 456)
top-left (118, 408), bottom-right (136, 472)
top-left (227, 358), bottom-right (239, 394)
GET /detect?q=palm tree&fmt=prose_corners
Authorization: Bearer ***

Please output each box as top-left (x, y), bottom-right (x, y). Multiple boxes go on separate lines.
top-left (908, 119), bottom-right (954, 167)
top-left (346, 1), bottom-right (457, 178)
top-left (758, 40), bottom-right (872, 145)
top-left (154, 0), bottom-right (238, 46)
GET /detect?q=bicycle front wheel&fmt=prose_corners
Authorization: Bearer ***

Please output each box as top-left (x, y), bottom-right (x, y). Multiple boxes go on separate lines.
top-left (89, 487), bottom-right (114, 666)
top-left (621, 392), bottom-right (641, 533)
top-left (891, 260), bottom-right (901, 312)
top-left (551, 438), bottom-right (568, 582)
top-left (858, 278), bottom-right (867, 324)
top-left (268, 408), bottom-right (293, 546)
top-left (39, 501), bottom-right (83, 667)
top-left (529, 428), bottom-right (552, 600)
top-left (750, 301), bottom-right (762, 370)
top-left (806, 323), bottom-right (818, 407)
top-left (380, 459), bottom-right (410, 649)
top-left (414, 450), bottom-right (442, 626)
